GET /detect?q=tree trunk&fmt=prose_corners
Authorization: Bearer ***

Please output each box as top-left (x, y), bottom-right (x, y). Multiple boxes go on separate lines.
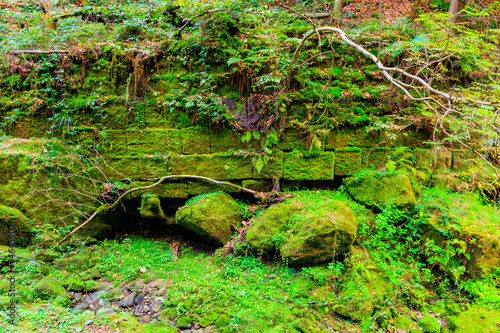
top-left (333, 0), bottom-right (342, 18)
top-left (449, 0), bottom-right (466, 24)
top-left (40, 0), bottom-right (57, 29)
top-left (40, 0), bottom-right (55, 14)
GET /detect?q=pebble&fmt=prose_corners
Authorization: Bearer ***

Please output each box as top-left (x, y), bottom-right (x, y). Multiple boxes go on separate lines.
top-left (119, 292), bottom-right (137, 308)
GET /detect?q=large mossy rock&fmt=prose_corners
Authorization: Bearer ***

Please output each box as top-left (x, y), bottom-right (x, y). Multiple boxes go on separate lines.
top-left (175, 192), bottom-right (242, 245)
top-left (33, 276), bottom-right (66, 300)
top-left (0, 205), bottom-right (31, 247)
top-left (280, 200), bottom-right (358, 264)
top-left (345, 172), bottom-right (416, 211)
top-left (418, 188), bottom-right (500, 278)
top-left (246, 202), bottom-right (300, 252)
top-left (334, 246), bottom-right (390, 321)
top-left (247, 193), bottom-right (359, 264)
top-left (448, 306), bottom-right (500, 332)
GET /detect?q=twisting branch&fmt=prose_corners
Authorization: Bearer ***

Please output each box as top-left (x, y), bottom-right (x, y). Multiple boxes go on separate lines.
top-left (176, 9), bottom-right (228, 36)
top-left (53, 174), bottom-right (289, 249)
top-left (291, 27), bottom-right (500, 106)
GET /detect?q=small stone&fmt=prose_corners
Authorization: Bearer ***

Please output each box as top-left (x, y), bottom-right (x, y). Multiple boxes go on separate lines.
top-left (193, 323), bottom-right (201, 330)
top-left (152, 302), bottom-right (163, 312)
top-left (119, 292), bottom-right (137, 308)
top-left (72, 303), bottom-right (89, 312)
top-left (74, 293), bottom-right (83, 302)
top-left (96, 306), bottom-right (114, 316)
top-left (133, 294), bottom-right (144, 305)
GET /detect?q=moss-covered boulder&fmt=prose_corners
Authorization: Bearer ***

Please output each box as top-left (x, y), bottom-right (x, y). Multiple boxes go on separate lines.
top-left (247, 194), bottom-right (358, 264)
top-left (394, 316), bottom-right (420, 332)
top-left (0, 205), bottom-right (31, 247)
top-left (418, 188), bottom-right (500, 278)
top-left (345, 172), bottom-right (416, 211)
top-left (140, 194), bottom-right (166, 219)
top-left (418, 315), bottom-right (441, 333)
top-left (175, 192), bottom-right (242, 245)
top-left (334, 246), bottom-right (390, 321)
top-left (246, 202), bottom-right (300, 252)
top-left (280, 200), bottom-right (358, 264)
top-left (176, 316), bottom-right (192, 329)
top-left (448, 306), bottom-right (500, 332)
top-left (33, 276), bottom-right (66, 299)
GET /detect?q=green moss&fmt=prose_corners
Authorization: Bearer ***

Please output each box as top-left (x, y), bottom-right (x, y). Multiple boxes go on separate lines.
top-left (361, 148), bottom-right (390, 169)
top-left (241, 179), bottom-right (273, 192)
top-left (280, 200), bottom-right (358, 264)
top-left (448, 306), bottom-right (500, 332)
top-left (253, 150), bottom-right (284, 179)
top-left (131, 182), bottom-right (188, 199)
top-left (176, 192), bottom-right (242, 245)
top-left (215, 314), bottom-right (231, 328)
top-left (418, 315), bottom-right (441, 333)
top-left (283, 151), bottom-right (335, 180)
top-left (345, 171), bottom-right (416, 211)
top-left (140, 194), bottom-right (166, 219)
top-left (34, 276), bottom-right (66, 300)
top-left (68, 279), bottom-right (84, 292)
top-left (187, 180), bottom-right (241, 195)
top-left (126, 129), bottom-right (182, 154)
top-left (418, 188), bottom-right (500, 277)
top-left (413, 148), bottom-right (451, 172)
top-left (170, 154), bottom-right (227, 180)
top-left (326, 127), bottom-right (382, 149)
top-left (176, 316), bottom-right (192, 329)
top-left (335, 246), bottom-right (389, 321)
top-left (246, 202), bottom-right (300, 252)
top-left (394, 316), bottom-right (418, 330)
top-left (0, 204), bottom-right (31, 247)
top-left (210, 129), bottom-right (245, 152)
top-left (181, 127), bottom-right (211, 154)
top-left (224, 154), bottom-right (253, 179)
top-left (334, 150), bottom-right (361, 176)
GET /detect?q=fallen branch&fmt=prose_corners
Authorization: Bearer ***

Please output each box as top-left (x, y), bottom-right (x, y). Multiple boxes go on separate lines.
top-left (53, 174), bottom-right (289, 249)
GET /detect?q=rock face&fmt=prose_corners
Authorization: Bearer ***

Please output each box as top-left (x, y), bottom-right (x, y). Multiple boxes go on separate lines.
top-left (345, 172), bottom-right (416, 211)
top-left (0, 205), bottom-right (31, 247)
top-left (247, 198), bottom-right (358, 264)
top-left (175, 192), bottom-right (242, 245)
top-left (140, 194), bottom-right (166, 219)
